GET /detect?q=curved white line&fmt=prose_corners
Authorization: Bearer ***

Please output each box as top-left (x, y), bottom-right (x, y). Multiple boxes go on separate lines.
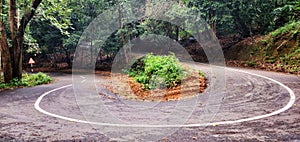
top-left (34, 68), bottom-right (296, 127)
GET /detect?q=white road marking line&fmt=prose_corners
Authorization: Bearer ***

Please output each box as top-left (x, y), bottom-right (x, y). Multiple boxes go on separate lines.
top-left (34, 68), bottom-right (296, 128)
top-left (80, 76), bottom-right (87, 83)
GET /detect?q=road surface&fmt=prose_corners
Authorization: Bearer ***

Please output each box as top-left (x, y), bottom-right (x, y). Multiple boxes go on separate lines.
top-left (0, 65), bottom-right (299, 141)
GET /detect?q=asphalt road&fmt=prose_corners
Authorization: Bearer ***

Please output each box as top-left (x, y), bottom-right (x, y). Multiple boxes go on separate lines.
top-left (0, 65), bottom-right (299, 142)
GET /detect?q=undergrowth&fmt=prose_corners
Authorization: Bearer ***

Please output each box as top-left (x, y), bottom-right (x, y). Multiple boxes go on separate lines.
top-left (0, 72), bottom-right (52, 89)
top-left (227, 20), bottom-right (300, 74)
top-left (126, 53), bottom-right (187, 90)
top-left (270, 21), bottom-right (300, 38)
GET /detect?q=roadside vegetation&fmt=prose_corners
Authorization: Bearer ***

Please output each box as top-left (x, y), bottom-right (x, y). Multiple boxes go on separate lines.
top-left (0, 0), bottom-right (299, 92)
top-left (0, 72), bottom-right (52, 90)
top-left (225, 20), bottom-right (300, 74)
top-left (2, 0), bottom-right (299, 84)
top-left (222, 0), bottom-right (299, 74)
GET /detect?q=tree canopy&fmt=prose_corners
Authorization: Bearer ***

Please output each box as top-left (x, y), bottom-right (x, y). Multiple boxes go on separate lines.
top-left (0, 0), bottom-right (299, 82)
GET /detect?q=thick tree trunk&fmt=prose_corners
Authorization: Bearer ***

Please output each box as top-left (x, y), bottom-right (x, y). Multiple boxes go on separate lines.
top-left (11, 36), bottom-right (23, 79)
top-left (0, 0), bottom-right (13, 82)
top-left (1, 49), bottom-right (13, 82)
top-left (175, 26), bottom-right (179, 41)
top-left (11, 0), bottom-right (42, 79)
top-left (0, 0), bottom-right (42, 82)
top-left (9, 0), bottom-right (22, 79)
top-left (63, 47), bottom-right (71, 68)
top-left (0, 23), bottom-right (13, 82)
top-left (9, 0), bottom-right (17, 40)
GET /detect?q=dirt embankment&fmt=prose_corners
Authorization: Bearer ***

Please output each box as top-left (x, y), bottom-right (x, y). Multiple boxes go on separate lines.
top-left (183, 22), bottom-right (299, 75)
top-left (223, 22), bottom-right (300, 75)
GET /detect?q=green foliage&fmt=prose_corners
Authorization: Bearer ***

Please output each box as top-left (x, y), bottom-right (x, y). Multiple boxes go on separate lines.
top-left (127, 53), bottom-right (186, 90)
top-left (227, 17), bottom-right (300, 74)
top-left (0, 73), bottom-right (52, 89)
top-left (273, 0), bottom-right (300, 27)
top-left (270, 21), bottom-right (300, 37)
top-left (258, 39), bottom-right (268, 44)
top-left (38, 0), bottom-right (73, 36)
top-left (29, 18), bottom-right (65, 53)
top-left (247, 61), bottom-right (256, 67)
top-left (21, 0), bottom-right (300, 64)
top-left (3, 0), bottom-right (298, 73)
top-left (184, 0), bottom-right (280, 36)
top-left (280, 48), bottom-right (300, 63)
top-left (21, 72), bottom-right (52, 86)
top-left (198, 71), bottom-right (205, 78)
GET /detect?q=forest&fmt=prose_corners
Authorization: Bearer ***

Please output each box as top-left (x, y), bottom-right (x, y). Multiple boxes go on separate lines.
top-left (0, 0), bottom-right (299, 83)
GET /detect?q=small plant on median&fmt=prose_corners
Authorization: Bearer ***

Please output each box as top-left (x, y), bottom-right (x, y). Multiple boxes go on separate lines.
top-left (127, 53), bottom-right (187, 90)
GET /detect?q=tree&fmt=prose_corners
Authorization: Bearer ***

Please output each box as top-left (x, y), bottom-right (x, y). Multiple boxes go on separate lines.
top-left (29, 0), bottom-right (73, 68)
top-left (0, 0), bottom-right (42, 82)
top-left (274, 0), bottom-right (300, 28)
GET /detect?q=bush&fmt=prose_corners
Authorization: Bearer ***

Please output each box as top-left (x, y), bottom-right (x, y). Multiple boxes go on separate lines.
top-left (0, 72), bottom-right (52, 89)
top-left (127, 53), bottom-right (186, 90)
top-left (247, 61), bottom-right (256, 67)
top-left (270, 21), bottom-right (300, 37)
top-left (21, 72), bottom-right (52, 86)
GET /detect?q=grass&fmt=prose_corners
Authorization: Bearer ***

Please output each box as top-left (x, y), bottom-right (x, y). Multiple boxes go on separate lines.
top-left (225, 20), bottom-right (300, 74)
top-left (270, 21), bottom-right (300, 37)
top-left (0, 72), bottom-right (52, 90)
top-left (250, 21), bottom-right (299, 74)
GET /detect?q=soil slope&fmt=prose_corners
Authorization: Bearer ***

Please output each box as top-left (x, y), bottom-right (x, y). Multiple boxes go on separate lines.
top-left (224, 21), bottom-right (300, 75)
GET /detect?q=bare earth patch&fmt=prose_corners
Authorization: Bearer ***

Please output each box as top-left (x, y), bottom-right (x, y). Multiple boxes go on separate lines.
top-left (98, 72), bottom-right (206, 102)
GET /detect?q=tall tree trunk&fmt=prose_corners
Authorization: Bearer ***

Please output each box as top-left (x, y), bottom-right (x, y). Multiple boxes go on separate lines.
top-left (13, 0), bottom-right (42, 79)
top-left (0, 0), bottom-right (13, 82)
top-left (9, 0), bottom-right (24, 79)
top-left (8, 0), bottom-right (22, 79)
top-left (0, 23), bottom-right (13, 82)
top-left (8, 0), bottom-right (17, 40)
top-left (175, 26), bottom-right (179, 41)
top-left (64, 48), bottom-right (71, 68)
top-left (0, 0), bottom-right (42, 82)
top-left (11, 36), bottom-right (23, 79)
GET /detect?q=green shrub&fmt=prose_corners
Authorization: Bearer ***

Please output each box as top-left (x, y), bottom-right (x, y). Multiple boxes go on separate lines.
top-left (198, 71), bottom-right (205, 78)
top-left (270, 21), bottom-right (300, 37)
top-left (128, 53), bottom-right (186, 90)
top-left (0, 72), bottom-right (52, 89)
top-left (247, 61), bottom-right (256, 67)
top-left (21, 72), bottom-right (52, 86)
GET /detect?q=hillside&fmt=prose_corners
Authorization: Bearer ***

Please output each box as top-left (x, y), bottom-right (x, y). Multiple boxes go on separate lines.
top-left (224, 21), bottom-right (300, 75)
